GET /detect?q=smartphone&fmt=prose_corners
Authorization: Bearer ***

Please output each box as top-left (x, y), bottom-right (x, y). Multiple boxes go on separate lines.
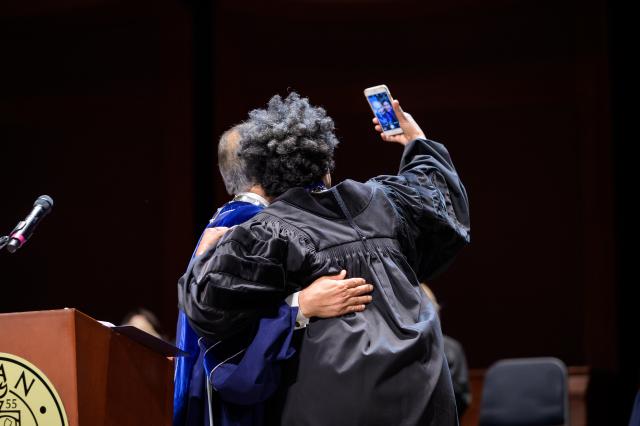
top-left (364, 85), bottom-right (403, 135)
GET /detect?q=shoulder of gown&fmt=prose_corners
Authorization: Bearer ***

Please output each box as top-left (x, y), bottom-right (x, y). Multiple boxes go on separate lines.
top-left (178, 215), bottom-right (314, 340)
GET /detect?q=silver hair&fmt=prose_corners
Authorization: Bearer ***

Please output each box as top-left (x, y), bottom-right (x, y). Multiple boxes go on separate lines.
top-left (218, 125), bottom-right (252, 195)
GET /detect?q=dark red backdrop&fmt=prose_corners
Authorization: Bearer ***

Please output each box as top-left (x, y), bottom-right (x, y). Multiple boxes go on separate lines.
top-left (0, 0), bottom-right (194, 337)
top-left (1, 0), bottom-right (634, 421)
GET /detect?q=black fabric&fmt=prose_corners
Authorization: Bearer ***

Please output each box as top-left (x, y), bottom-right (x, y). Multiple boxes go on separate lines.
top-left (178, 138), bottom-right (470, 425)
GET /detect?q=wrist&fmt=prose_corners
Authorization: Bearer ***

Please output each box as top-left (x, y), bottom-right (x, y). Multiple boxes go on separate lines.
top-left (407, 131), bottom-right (426, 141)
top-left (297, 289), bottom-right (314, 318)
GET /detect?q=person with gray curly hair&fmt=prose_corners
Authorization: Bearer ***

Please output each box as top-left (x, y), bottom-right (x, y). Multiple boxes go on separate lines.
top-left (179, 92), bottom-right (471, 425)
top-left (238, 92), bottom-right (339, 197)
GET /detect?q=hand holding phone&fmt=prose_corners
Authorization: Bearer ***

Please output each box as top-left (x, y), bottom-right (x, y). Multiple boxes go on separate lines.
top-left (364, 85), bottom-right (426, 145)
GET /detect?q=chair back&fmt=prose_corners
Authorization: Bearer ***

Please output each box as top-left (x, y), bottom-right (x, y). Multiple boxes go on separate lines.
top-left (479, 357), bottom-right (568, 426)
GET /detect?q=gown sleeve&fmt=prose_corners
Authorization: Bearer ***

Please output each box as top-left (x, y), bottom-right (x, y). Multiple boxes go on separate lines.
top-left (370, 138), bottom-right (471, 280)
top-left (178, 220), bottom-right (311, 341)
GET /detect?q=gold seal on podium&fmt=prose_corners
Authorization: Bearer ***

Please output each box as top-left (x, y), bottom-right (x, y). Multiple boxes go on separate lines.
top-left (0, 353), bottom-right (68, 426)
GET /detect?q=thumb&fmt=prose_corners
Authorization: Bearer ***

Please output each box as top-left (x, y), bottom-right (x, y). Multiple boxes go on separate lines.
top-left (326, 269), bottom-right (347, 280)
top-left (392, 99), bottom-right (407, 123)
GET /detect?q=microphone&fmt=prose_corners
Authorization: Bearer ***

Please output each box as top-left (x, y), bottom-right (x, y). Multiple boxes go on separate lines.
top-left (6, 195), bottom-right (54, 253)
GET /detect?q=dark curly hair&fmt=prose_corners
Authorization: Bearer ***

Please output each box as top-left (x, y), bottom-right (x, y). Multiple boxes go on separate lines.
top-left (238, 92), bottom-right (339, 197)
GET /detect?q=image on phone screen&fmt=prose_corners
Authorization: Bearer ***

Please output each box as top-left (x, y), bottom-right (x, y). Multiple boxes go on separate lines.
top-left (367, 92), bottom-right (400, 132)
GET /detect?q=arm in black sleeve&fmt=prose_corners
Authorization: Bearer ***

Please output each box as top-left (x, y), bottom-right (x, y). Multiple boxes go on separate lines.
top-left (371, 138), bottom-right (470, 279)
top-left (178, 222), bottom-right (309, 340)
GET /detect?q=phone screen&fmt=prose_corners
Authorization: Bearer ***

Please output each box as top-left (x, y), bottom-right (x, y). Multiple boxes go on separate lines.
top-left (367, 92), bottom-right (400, 132)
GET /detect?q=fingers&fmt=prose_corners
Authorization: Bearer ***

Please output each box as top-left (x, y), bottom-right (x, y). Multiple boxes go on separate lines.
top-left (310, 270), bottom-right (346, 288)
top-left (209, 226), bottom-right (229, 233)
top-left (351, 295), bottom-right (373, 305)
top-left (206, 227), bottom-right (229, 243)
top-left (195, 227), bottom-right (229, 256)
top-left (381, 133), bottom-right (400, 143)
top-left (343, 277), bottom-right (367, 289)
top-left (392, 99), bottom-right (406, 122)
top-left (326, 269), bottom-right (347, 280)
top-left (341, 285), bottom-right (373, 315)
top-left (372, 117), bottom-right (380, 125)
top-left (209, 226), bottom-right (230, 238)
top-left (349, 283), bottom-right (374, 296)
top-left (345, 304), bottom-right (366, 313)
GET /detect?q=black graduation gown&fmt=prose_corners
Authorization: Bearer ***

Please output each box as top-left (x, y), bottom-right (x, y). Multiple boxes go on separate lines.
top-left (179, 138), bottom-right (471, 426)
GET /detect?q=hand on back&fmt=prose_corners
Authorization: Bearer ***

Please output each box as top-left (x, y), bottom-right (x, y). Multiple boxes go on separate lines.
top-left (298, 270), bottom-right (374, 318)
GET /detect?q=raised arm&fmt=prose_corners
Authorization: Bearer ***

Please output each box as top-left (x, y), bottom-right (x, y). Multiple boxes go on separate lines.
top-left (370, 100), bottom-right (470, 280)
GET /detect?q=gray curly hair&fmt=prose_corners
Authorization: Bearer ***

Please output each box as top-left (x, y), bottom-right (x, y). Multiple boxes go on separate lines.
top-left (238, 92), bottom-right (339, 197)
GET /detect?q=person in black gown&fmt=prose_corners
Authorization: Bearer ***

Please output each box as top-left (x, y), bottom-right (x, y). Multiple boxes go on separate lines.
top-left (179, 92), bottom-right (471, 425)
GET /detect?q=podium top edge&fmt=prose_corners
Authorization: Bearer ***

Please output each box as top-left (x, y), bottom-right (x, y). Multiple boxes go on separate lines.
top-left (0, 308), bottom-right (91, 320)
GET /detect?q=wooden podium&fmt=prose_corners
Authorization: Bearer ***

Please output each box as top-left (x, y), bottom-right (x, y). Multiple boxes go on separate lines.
top-left (0, 309), bottom-right (173, 425)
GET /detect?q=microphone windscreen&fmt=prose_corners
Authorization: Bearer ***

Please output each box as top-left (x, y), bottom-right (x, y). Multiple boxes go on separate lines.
top-left (35, 195), bottom-right (54, 210)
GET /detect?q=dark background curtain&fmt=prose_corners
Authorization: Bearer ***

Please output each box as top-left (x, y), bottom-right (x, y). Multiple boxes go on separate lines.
top-left (0, 0), bottom-right (636, 422)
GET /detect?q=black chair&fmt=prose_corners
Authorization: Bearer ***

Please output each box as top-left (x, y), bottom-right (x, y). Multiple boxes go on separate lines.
top-left (479, 357), bottom-right (569, 426)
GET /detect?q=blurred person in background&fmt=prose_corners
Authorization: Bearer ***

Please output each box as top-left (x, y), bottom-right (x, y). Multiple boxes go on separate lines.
top-left (122, 307), bottom-right (167, 341)
top-left (421, 283), bottom-right (472, 419)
